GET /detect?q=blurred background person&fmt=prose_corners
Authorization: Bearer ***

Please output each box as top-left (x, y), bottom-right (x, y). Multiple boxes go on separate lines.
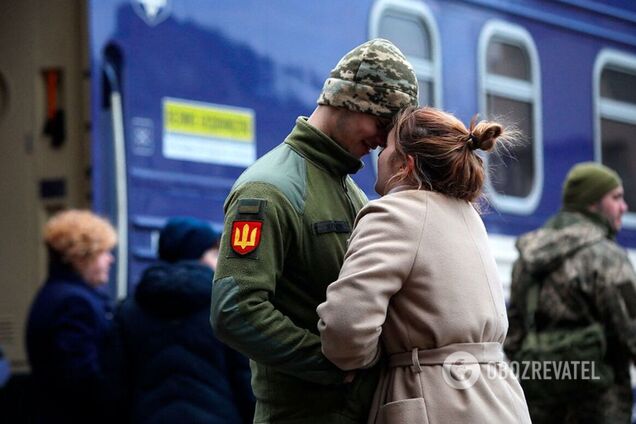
top-left (0, 345), bottom-right (9, 389)
top-left (505, 162), bottom-right (635, 423)
top-left (106, 216), bottom-right (254, 423)
top-left (26, 209), bottom-right (117, 423)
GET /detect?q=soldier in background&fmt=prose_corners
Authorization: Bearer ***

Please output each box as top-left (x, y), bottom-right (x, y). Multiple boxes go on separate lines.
top-left (505, 162), bottom-right (636, 423)
top-left (210, 39), bottom-right (418, 423)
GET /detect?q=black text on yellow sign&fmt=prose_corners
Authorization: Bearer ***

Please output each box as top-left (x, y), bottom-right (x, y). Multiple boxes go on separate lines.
top-left (164, 100), bottom-right (254, 142)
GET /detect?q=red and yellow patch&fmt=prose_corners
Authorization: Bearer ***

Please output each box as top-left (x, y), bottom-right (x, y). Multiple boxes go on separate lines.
top-left (231, 221), bottom-right (263, 255)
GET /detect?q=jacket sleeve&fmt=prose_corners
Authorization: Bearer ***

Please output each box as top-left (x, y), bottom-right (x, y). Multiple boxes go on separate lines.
top-left (52, 294), bottom-right (110, 414)
top-left (317, 197), bottom-right (421, 371)
top-left (100, 302), bottom-right (132, 419)
top-left (225, 346), bottom-right (256, 424)
top-left (54, 296), bottom-right (104, 383)
top-left (210, 182), bottom-right (345, 385)
top-left (592, 247), bottom-right (636, 361)
top-left (504, 259), bottom-right (528, 358)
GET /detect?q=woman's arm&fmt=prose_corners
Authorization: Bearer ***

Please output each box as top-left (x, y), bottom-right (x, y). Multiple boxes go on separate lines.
top-left (317, 195), bottom-right (425, 370)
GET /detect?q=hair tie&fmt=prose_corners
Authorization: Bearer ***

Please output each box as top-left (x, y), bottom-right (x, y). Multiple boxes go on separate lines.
top-left (467, 133), bottom-right (480, 150)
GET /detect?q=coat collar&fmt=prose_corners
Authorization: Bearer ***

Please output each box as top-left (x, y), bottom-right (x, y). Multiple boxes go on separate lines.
top-left (386, 184), bottom-right (419, 195)
top-left (47, 260), bottom-right (85, 286)
top-left (135, 261), bottom-right (212, 317)
top-left (46, 259), bottom-right (111, 301)
top-left (284, 117), bottom-right (363, 176)
top-left (550, 210), bottom-right (614, 239)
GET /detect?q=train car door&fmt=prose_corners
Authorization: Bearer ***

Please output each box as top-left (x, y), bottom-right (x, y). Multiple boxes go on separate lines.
top-left (0, 0), bottom-right (89, 370)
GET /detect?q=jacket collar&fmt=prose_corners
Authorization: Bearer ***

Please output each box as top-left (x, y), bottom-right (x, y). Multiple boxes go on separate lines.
top-left (135, 261), bottom-right (212, 317)
top-left (46, 259), bottom-right (111, 301)
top-left (551, 209), bottom-right (615, 239)
top-left (284, 117), bottom-right (363, 176)
top-left (47, 260), bottom-right (85, 285)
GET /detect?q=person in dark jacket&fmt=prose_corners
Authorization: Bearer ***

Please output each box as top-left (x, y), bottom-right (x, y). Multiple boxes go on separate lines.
top-left (107, 217), bottom-right (254, 424)
top-left (26, 209), bottom-right (117, 423)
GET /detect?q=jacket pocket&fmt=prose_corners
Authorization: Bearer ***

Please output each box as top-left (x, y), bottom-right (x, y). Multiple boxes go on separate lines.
top-left (378, 398), bottom-right (429, 424)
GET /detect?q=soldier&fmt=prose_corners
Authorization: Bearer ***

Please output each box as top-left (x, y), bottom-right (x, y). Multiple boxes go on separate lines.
top-left (210, 39), bottom-right (418, 423)
top-left (505, 162), bottom-right (635, 423)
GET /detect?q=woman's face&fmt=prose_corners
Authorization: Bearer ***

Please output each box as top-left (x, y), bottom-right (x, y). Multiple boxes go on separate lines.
top-left (74, 250), bottom-right (115, 288)
top-left (374, 128), bottom-right (402, 195)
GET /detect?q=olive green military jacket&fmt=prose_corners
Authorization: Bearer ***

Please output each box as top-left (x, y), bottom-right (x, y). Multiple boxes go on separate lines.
top-left (505, 211), bottom-right (636, 422)
top-left (211, 117), bottom-right (378, 424)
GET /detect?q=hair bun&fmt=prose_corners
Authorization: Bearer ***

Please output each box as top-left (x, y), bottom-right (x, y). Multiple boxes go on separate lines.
top-left (467, 134), bottom-right (480, 150)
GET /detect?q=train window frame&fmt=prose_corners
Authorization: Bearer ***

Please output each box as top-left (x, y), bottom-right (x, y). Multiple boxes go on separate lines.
top-left (368, 0), bottom-right (442, 177)
top-left (478, 20), bottom-right (543, 215)
top-left (594, 49), bottom-right (636, 229)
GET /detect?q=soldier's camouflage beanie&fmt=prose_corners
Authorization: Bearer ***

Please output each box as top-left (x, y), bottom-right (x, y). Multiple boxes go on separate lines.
top-left (562, 162), bottom-right (622, 211)
top-left (317, 38), bottom-right (419, 118)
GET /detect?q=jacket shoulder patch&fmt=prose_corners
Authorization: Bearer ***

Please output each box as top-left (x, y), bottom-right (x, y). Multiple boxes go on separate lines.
top-left (231, 220), bottom-right (263, 255)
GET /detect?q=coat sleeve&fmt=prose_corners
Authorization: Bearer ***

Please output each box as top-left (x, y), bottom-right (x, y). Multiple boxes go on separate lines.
top-left (53, 296), bottom-right (104, 383)
top-left (592, 246), bottom-right (636, 361)
top-left (210, 182), bottom-right (345, 385)
top-left (225, 346), bottom-right (256, 424)
top-left (504, 259), bottom-right (528, 358)
top-left (317, 196), bottom-right (423, 371)
top-left (100, 302), bottom-right (132, 419)
top-left (51, 294), bottom-right (110, 414)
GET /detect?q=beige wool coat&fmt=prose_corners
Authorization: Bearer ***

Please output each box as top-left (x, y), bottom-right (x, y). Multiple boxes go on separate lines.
top-left (317, 189), bottom-right (531, 424)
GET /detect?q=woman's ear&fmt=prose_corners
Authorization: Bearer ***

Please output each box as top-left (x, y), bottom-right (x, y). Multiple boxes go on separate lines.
top-left (404, 155), bottom-right (415, 175)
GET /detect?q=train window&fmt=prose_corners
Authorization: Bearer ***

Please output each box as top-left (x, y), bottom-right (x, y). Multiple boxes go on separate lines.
top-left (479, 21), bottom-right (543, 214)
top-left (368, 0), bottom-right (441, 178)
top-left (601, 68), bottom-right (636, 104)
top-left (487, 42), bottom-right (530, 81)
top-left (370, 0), bottom-right (441, 107)
top-left (595, 51), bottom-right (636, 227)
top-left (379, 13), bottom-right (431, 60)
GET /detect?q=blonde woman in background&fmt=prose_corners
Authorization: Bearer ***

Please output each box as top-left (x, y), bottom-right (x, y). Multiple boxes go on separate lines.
top-left (26, 209), bottom-right (116, 424)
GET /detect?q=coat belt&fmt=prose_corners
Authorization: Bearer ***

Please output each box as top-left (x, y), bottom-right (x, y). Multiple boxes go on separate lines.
top-left (388, 342), bottom-right (504, 372)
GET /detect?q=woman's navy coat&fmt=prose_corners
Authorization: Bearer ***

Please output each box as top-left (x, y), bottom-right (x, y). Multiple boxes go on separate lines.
top-left (26, 261), bottom-right (113, 423)
top-left (107, 261), bottom-right (254, 423)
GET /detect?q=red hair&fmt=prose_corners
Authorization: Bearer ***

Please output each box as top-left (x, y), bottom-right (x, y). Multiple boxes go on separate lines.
top-left (388, 106), bottom-right (515, 202)
top-left (44, 209), bottom-right (117, 264)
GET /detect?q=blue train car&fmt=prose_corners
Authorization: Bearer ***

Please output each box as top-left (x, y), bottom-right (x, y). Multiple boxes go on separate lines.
top-left (88, 0), bottom-right (636, 298)
top-left (1, 0), bottom-right (634, 379)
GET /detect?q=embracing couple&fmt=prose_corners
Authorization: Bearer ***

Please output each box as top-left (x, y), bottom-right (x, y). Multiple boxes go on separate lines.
top-left (210, 38), bottom-right (531, 424)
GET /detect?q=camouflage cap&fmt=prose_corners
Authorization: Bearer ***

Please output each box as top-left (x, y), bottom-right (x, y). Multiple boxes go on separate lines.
top-left (562, 162), bottom-right (622, 211)
top-left (317, 38), bottom-right (419, 118)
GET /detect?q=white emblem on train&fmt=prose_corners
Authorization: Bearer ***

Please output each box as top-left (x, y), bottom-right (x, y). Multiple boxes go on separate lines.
top-left (132, 0), bottom-right (171, 27)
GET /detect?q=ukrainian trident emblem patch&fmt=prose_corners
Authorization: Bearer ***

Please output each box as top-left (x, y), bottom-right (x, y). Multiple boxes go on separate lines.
top-left (231, 221), bottom-right (262, 255)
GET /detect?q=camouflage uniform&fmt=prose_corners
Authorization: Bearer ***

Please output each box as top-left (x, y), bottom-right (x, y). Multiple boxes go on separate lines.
top-left (211, 39), bottom-right (418, 424)
top-left (505, 211), bottom-right (636, 423)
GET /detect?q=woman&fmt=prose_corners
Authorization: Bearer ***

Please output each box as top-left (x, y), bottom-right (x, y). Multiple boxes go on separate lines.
top-left (317, 107), bottom-right (531, 423)
top-left (26, 209), bottom-right (116, 423)
top-left (106, 217), bottom-right (255, 423)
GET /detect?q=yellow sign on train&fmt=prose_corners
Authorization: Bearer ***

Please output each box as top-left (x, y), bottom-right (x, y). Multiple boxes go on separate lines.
top-left (164, 99), bottom-right (254, 142)
top-left (162, 97), bottom-right (256, 167)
